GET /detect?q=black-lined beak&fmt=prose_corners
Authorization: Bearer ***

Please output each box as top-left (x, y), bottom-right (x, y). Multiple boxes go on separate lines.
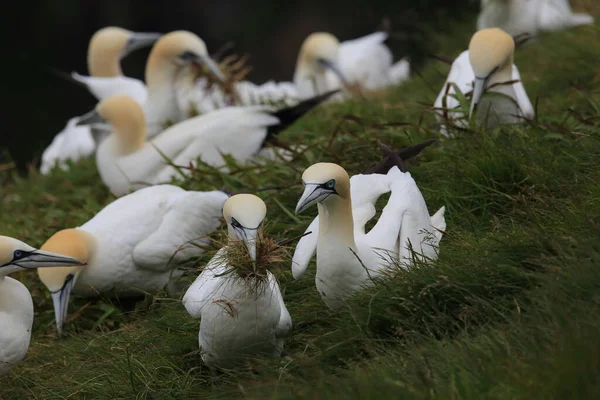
top-left (75, 109), bottom-right (107, 126)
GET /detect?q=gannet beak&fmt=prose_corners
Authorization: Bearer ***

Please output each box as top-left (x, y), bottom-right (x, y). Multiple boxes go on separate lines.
top-left (318, 58), bottom-right (349, 85)
top-left (233, 227), bottom-right (259, 262)
top-left (75, 109), bottom-right (107, 126)
top-left (12, 250), bottom-right (86, 270)
top-left (193, 54), bottom-right (226, 82)
top-left (50, 274), bottom-right (75, 336)
top-left (469, 77), bottom-right (487, 119)
top-left (124, 32), bottom-right (163, 57)
top-left (295, 184), bottom-right (333, 214)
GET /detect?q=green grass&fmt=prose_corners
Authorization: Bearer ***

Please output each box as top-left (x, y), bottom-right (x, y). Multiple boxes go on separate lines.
top-left (2, 12), bottom-right (600, 399)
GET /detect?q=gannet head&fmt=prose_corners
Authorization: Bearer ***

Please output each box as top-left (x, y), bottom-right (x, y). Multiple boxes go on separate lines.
top-left (146, 30), bottom-right (224, 86)
top-left (223, 194), bottom-right (267, 262)
top-left (296, 163), bottom-right (350, 214)
top-left (88, 26), bottom-right (162, 77)
top-left (0, 236), bottom-right (86, 277)
top-left (295, 32), bottom-right (348, 85)
top-left (468, 28), bottom-right (515, 119)
top-left (76, 95), bottom-right (146, 155)
top-left (37, 229), bottom-right (94, 336)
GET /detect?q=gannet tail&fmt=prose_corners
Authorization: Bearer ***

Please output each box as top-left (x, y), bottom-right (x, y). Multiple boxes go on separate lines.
top-left (264, 89), bottom-right (340, 143)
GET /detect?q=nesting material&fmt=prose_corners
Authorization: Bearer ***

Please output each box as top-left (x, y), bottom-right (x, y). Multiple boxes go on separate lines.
top-left (211, 229), bottom-right (289, 293)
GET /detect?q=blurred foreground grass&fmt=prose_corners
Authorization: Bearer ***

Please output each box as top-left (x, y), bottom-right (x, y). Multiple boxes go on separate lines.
top-left (1, 12), bottom-right (600, 400)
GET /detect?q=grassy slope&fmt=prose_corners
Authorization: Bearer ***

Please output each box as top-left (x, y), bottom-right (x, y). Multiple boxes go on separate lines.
top-left (2, 11), bottom-right (600, 400)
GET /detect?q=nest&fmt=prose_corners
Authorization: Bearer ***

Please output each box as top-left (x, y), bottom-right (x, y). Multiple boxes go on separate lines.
top-left (211, 229), bottom-right (290, 294)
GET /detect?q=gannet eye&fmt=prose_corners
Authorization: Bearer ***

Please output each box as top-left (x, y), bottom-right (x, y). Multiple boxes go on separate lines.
top-left (13, 250), bottom-right (24, 259)
top-left (325, 179), bottom-right (335, 189)
top-left (231, 217), bottom-right (243, 229)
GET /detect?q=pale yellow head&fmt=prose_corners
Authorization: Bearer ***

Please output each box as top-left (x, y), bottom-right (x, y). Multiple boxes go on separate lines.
top-left (146, 30), bottom-right (224, 86)
top-left (37, 229), bottom-right (94, 336)
top-left (0, 235), bottom-right (86, 278)
top-left (468, 28), bottom-right (514, 80)
top-left (296, 162), bottom-right (351, 214)
top-left (297, 32), bottom-right (341, 71)
top-left (88, 27), bottom-right (161, 78)
top-left (74, 95), bottom-right (146, 155)
top-left (223, 194), bottom-right (267, 261)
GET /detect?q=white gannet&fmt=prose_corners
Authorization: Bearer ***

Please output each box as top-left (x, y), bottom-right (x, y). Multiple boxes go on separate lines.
top-left (143, 31), bottom-right (225, 138)
top-left (182, 194), bottom-right (292, 368)
top-left (37, 185), bottom-right (228, 335)
top-left (293, 163), bottom-right (446, 309)
top-left (293, 31), bottom-right (410, 101)
top-left (77, 90), bottom-right (336, 197)
top-left (434, 28), bottom-right (534, 135)
top-left (477, 0), bottom-right (594, 37)
top-left (0, 236), bottom-right (86, 375)
top-left (41, 27), bottom-right (161, 175)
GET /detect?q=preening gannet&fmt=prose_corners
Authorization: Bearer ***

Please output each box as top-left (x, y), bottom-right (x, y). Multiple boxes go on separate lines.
top-left (434, 28), bottom-right (534, 135)
top-left (294, 32), bottom-right (410, 101)
top-left (143, 31), bottom-right (225, 138)
top-left (41, 27), bottom-right (161, 175)
top-left (477, 0), bottom-right (594, 37)
top-left (293, 163), bottom-right (446, 309)
top-left (37, 185), bottom-right (228, 335)
top-left (78, 90), bottom-right (336, 196)
top-left (183, 194), bottom-right (292, 368)
top-left (0, 236), bottom-right (85, 375)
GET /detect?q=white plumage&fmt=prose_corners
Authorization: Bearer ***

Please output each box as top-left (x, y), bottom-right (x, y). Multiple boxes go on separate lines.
top-left (293, 164), bottom-right (446, 309)
top-left (183, 250), bottom-right (292, 367)
top-left (37, 185), bottom-right (228, 334)
top-left (294, 32), bottom-right (410, 101)
top-left (477, 0), bottom-right (594, 37)
top-left (434, 49), bottom-right (534, 135)
top-left (0, 236), bottom-right (86, 375)
top-left (182, 194), bottom-right (292, 367)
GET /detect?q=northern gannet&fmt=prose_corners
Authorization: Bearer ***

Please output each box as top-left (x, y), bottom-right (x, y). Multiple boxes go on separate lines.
top-left (41, 27), bottom-right (161, 175)
top-left (293, 32), bottom-right (410, 101)
top-left (477, 0), bottom-right (594, 37)
top-left (37, 185), bottom-right (228, 335)
top-left (0, 236), bottom-right (85, 375)
top-left (434, 28), bottom-right (534, 135)
top-left (77, 90), bottom-right (336, 196)
top-left (183, 194), bottom-right (292, 367)
top-left (144, 31), bottom-right (225, 138)
top-left (293, 163), bottom-right (446, 309)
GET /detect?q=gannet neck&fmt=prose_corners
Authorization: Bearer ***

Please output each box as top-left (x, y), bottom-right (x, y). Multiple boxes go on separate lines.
top-left (317, 194), bottom-right (355, 248)
top-left (98, 95), bottom-right (147, 155)
top-left (88, 27), bottom-right (131, 77)
top-left (37, 229), bottom-right (94, 293)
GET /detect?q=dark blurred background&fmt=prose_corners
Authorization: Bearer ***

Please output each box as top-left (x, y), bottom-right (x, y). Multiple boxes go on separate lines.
top-left (0, 0), bottom-right (476, 173)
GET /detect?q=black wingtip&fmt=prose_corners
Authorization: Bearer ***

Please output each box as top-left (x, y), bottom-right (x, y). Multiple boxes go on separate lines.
top-left (45, 66), bottom-right (89, 91)
top-left (264, 89), bottom-right (340, 144)
top-left (367, 139), bottom-right (438, 174)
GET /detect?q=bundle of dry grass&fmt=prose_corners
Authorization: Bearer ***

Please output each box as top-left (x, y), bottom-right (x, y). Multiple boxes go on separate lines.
top-left (210, 229), bottom-right (291, 293)
top-left (190, 52), bottom-right (252, 109)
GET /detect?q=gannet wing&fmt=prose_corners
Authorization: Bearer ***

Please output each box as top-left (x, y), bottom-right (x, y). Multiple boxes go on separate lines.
top-left (71, 73), bottom-right (147, 104)
top-left (268, 272), bottom-right (292, 338)
top-left (511, 65), bottom-right (535, 119)
top-left (339, 32), bottom-right (393, 90)
top-left (132, 190), bottom-right (228, 272)
top-left (291, 216), bottom-right (319, 279)
top-left (40, 117), bottom-right (95, 175)
top-left (182, 249), bottom-right (229, 318)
